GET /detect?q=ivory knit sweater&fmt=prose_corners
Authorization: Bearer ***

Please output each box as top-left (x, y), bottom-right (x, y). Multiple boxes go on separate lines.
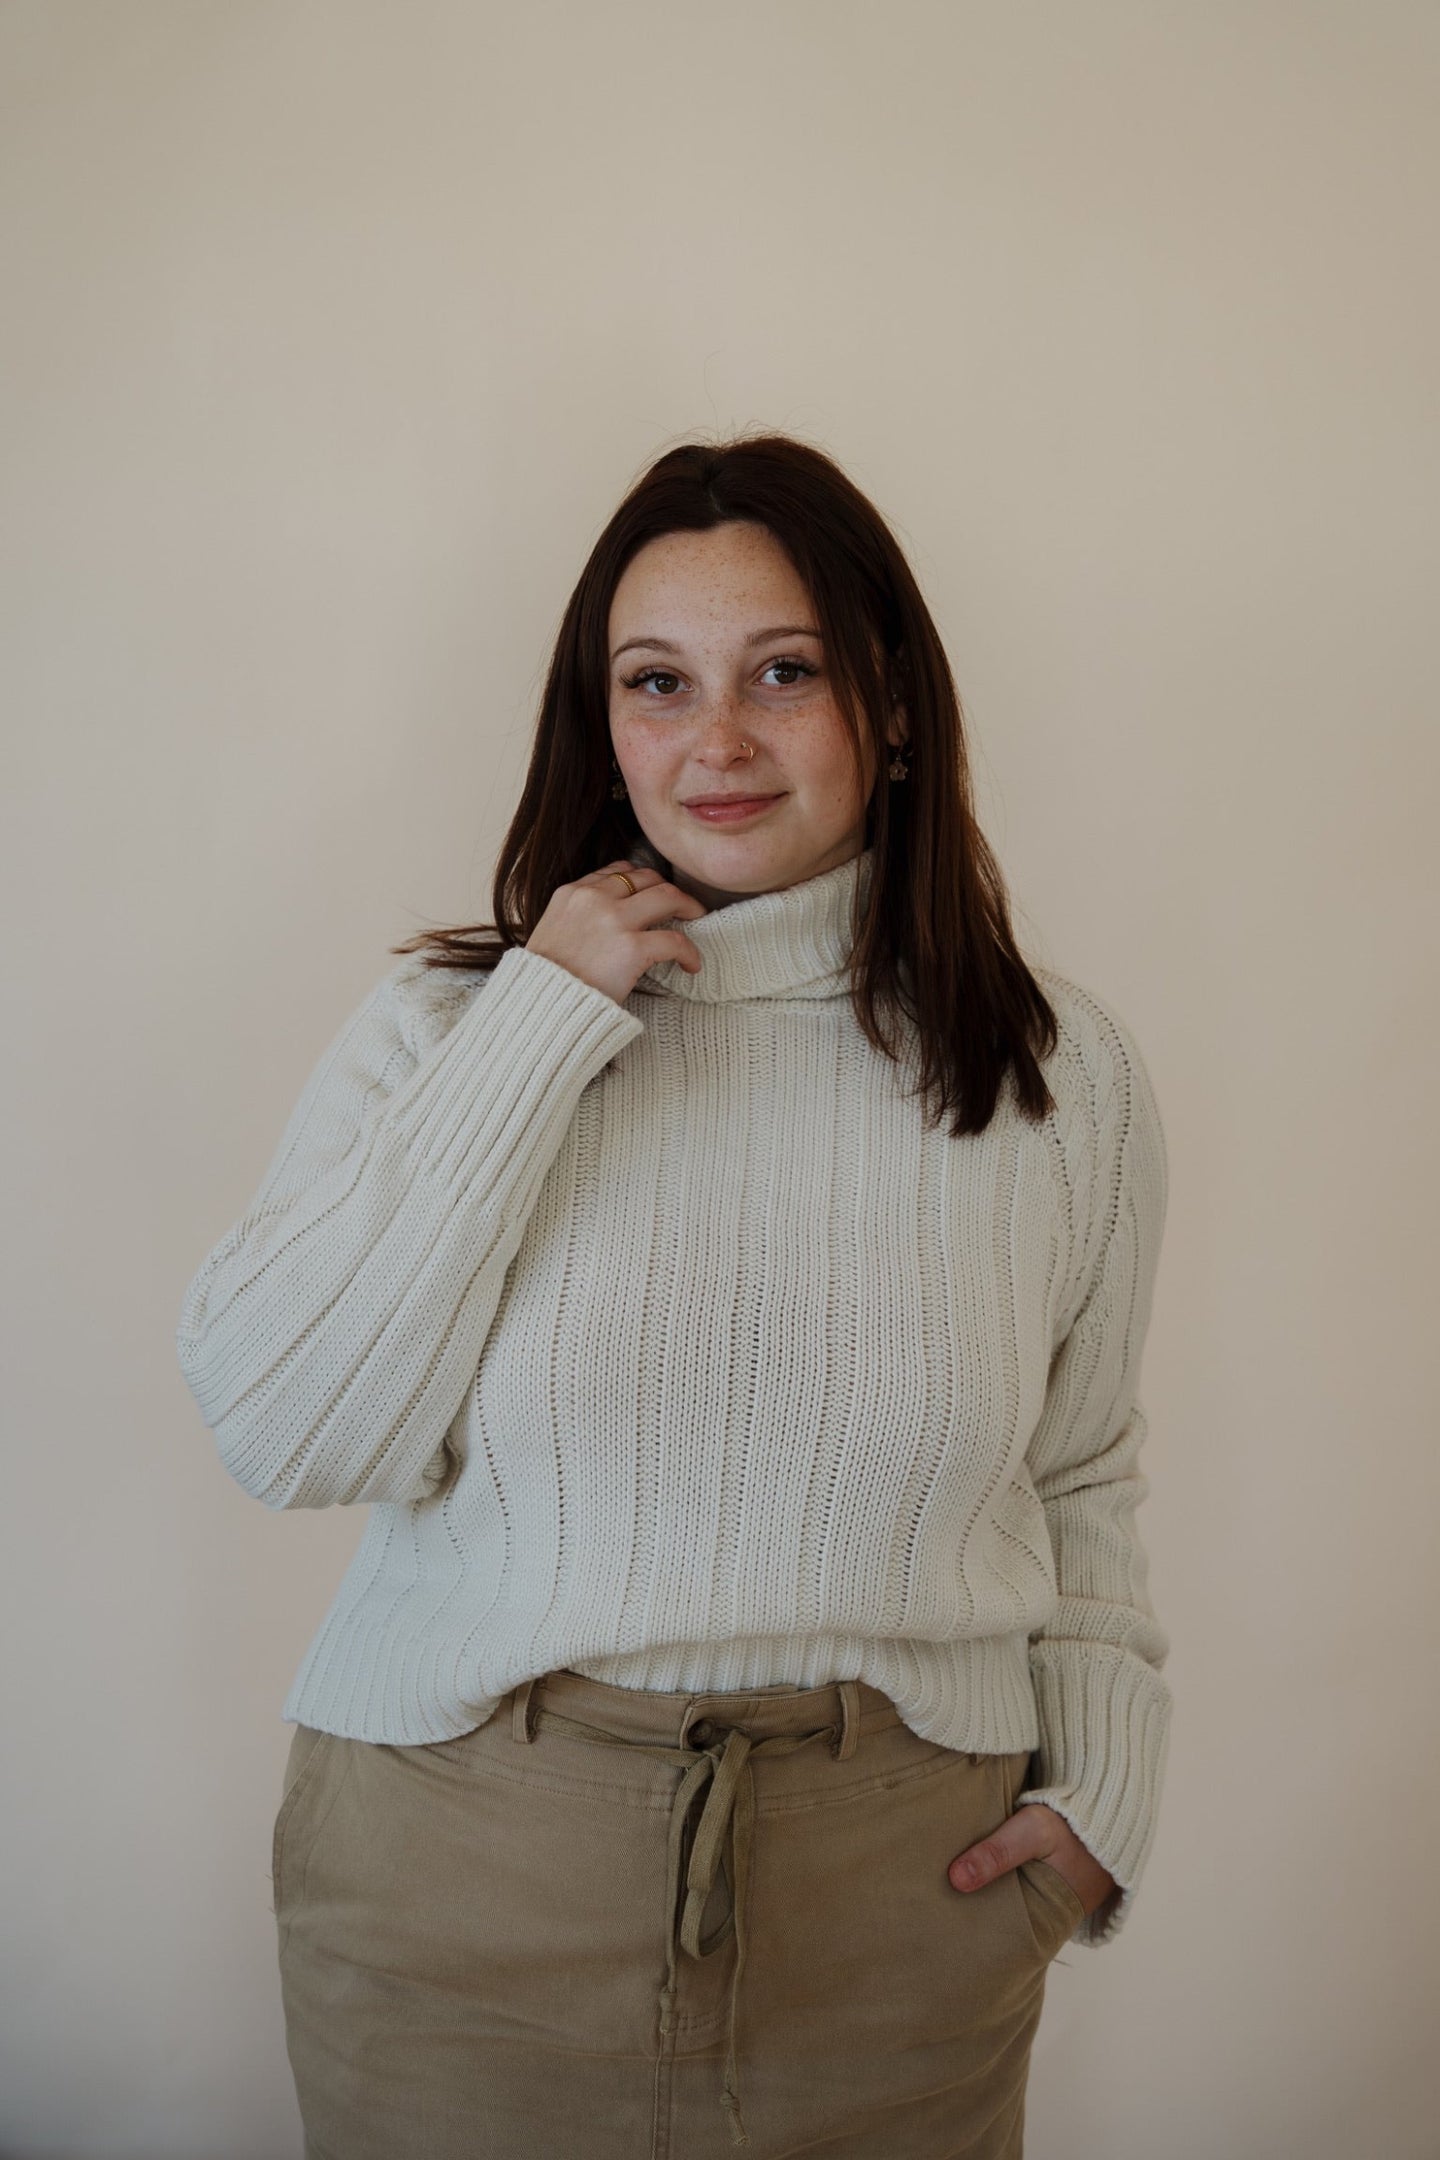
top-left (177, 845), bottom-right (1171, 1945)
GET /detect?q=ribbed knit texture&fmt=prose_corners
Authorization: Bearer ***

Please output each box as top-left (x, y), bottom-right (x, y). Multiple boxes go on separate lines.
top-left (177, 846), bottom-right (1171, 1947)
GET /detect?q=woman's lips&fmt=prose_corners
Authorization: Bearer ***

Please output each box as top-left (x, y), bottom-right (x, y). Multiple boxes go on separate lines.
top-left (683, 794), bottom-right (784, 824)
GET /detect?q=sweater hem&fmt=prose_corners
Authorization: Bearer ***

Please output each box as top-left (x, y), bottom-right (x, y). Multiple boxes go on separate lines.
top-left (279, 1627), bottom-right (1044, 1754)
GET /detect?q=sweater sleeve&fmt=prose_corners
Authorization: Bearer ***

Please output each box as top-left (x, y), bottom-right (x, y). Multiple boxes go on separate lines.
top-left (175, 944), bottom-right (643, 1510)
top-left (1016, 1000), bottom-right (1171, 1948)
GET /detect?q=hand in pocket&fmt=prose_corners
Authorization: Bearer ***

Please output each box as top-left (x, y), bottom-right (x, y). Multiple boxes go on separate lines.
top-left (946, 1800), bottom-right (1118, 1923)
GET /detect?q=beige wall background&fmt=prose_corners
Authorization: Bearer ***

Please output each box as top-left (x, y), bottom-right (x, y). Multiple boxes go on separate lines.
top-left (3, 3), bottom-right (1435, 2155)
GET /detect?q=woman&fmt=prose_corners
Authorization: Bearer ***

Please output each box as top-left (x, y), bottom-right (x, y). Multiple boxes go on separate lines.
top-left (177, 434), bottom-right (1170, 2159)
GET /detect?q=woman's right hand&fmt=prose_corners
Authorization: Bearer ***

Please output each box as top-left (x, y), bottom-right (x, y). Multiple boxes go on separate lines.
top-left (525, 860), bottom-right (709, 1006)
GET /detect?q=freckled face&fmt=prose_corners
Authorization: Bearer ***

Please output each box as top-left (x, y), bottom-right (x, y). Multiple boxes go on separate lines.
top-left (606, 521), bottom-right (902, 908)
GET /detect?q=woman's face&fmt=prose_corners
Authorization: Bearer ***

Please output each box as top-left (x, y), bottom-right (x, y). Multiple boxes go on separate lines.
top-left (606, 520), bottom-right (905, 909)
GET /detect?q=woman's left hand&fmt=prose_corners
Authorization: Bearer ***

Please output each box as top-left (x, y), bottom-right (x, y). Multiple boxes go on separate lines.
top-left (948, 1802), bottom-right (1119, 1922)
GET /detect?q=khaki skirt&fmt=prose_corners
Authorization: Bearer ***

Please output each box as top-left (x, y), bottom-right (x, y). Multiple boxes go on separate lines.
top-left (272, 1667), bottom-right (1085, 2159)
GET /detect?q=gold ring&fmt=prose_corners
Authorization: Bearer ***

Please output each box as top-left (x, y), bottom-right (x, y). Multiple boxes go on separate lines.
top-left (609, 870), bottom-right (637, 897)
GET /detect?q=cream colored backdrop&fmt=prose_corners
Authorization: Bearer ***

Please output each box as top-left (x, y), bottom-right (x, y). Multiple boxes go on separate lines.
top-left (3, 4), bottom-right (1435, 2156)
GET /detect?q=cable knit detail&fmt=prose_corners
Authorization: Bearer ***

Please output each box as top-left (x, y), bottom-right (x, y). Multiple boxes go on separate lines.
top-left (177, 846), bottom-right (1171, 1946)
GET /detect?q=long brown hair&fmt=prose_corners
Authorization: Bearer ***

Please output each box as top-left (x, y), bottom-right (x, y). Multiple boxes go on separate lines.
top-left (392, 431), bottom-right (1058, 1137)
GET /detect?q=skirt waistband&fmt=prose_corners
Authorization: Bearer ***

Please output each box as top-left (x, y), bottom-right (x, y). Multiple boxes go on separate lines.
top-left (508, 1664), bottom-right (904, 1752)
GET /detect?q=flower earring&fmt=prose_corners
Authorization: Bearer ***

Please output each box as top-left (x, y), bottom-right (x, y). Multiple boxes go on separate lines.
top-left (887, 688), bottom-right (911, 780)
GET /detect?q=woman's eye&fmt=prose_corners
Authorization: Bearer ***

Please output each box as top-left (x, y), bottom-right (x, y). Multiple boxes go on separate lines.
top-left (624, 667), bottom-right (683, 694)
top-left (620, 658), bottom-right (817, 695)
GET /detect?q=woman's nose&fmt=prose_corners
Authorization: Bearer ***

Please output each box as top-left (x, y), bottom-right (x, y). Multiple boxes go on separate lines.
top-left (692, 698), bottom-right (755, 756)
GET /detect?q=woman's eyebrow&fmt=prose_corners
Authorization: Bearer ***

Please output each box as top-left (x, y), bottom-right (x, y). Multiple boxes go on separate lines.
top-left (611, 624), bottom-right (822, 662)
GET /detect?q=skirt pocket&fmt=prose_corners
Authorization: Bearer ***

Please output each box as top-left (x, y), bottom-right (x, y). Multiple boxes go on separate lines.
top-left (271, 1725), bottom-right (343, 1930)
top-left (1014, 1854), bottom-right (1087, 1957)
top-left (994, 1749), bottom-right (1089, 1956)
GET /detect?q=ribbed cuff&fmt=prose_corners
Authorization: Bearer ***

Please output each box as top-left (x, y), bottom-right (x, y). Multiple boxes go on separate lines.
top-left (382, 945), bottom-right (643, 1189)
top-left (1015, 1640), bottom-right (1172, 1949)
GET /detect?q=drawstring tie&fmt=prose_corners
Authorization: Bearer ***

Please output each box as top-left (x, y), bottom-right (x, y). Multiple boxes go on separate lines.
top-left (515, 1681), bottom-right (858, 2148)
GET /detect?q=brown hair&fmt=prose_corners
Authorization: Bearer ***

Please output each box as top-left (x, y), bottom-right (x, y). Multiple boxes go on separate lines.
top-left (391, 431), bottom-right (1057, 1137)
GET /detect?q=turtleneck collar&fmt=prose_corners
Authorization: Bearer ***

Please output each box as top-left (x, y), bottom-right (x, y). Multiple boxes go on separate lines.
top-left (627, 841), bottom-right (875, 1004)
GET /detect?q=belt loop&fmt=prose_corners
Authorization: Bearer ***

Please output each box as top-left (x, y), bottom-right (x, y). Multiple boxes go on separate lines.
top-left (832, 1678), bottom-right (860, 1759)
top-left (511, 1676), bottom-right (539, 1744)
